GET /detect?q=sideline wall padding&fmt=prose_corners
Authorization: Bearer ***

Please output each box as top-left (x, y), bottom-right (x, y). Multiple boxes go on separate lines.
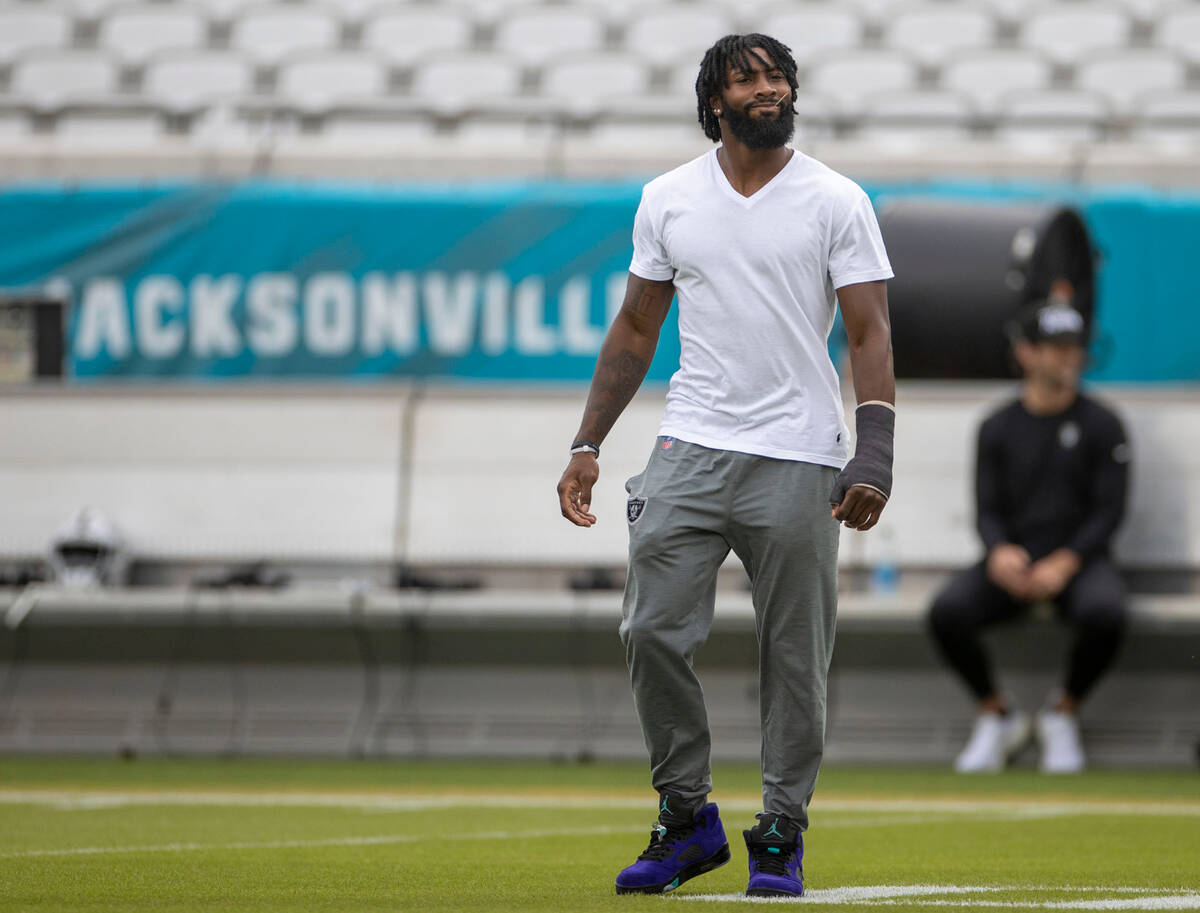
top-left (0, 180), bottom-right (1197, 382)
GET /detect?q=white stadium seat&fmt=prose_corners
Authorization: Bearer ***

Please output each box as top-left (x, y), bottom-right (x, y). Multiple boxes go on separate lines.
top-left (410, 51), bottom-right (523, 115)
top-left (567, 0), bottom-right (659, 19)
top-left (59, 0), bottom-right (130, 18)
top-left (1111, 0), bottom-right (1176, 20)
top-left (276, 52), bottom-right (388, 112)
top-left (318, 0), bottom-right (407, 21)
top-left (0, 108), bottom-right (33, 138)
top-left (11, 50), bottom-right (119, 109)
top-left (972, 0), bottom-right (1037, 21)
top-left (494, 7), bottom-right (605, 66)
top-left (883, 4), bottom-right (997, 67)
top-left (834, 0), bottom-right (910, 26)
top-left (994, 89), bottom-right (1112, 146)
top-left (665, 58), bottom-right (705, 101)
top-left (143, 51), bottom-right (252, 111)
top-left (172, 0), bottom-right (242, 20)
top-left (1074, 49), bottom-right (1185, 115)
top-left (98, 4), bottom-right (207, 67)
top-left (862, 88), bottom-right (976, 123)
top-left (857, 89), bottom-right (976, 146)
top-left (625, 4), bottom-right (735, 62)
top-left (807, 50), bottom-right (918, 117)
top-left (229, 4), bottom-right (340, 66)
top-left (1155, 4), bottom-right (1200, 65)
top-left (1020, 3), bottom-right (1132, 67)
top-left (361, 7), bottom-right (473, 66)
top-left (538, 52), bottom-right (650, 114)
top-left (0, 6), bottom-right (72, 63)
top-left (759, 4), bottom-right (865, 61)
top-left (940, 49), bottom-right (1052, 115)
top-left (1131, 90), bottom-right (1200, 145)
top-left (55, 108), bottom-right (165, 141)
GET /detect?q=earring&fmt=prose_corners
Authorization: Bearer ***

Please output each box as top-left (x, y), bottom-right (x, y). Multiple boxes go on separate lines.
top-left (714, 108), bottom-right (721, 115)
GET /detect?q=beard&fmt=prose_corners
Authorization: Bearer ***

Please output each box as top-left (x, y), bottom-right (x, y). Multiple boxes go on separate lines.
top-left (722, 102), bottom-right (795, 149)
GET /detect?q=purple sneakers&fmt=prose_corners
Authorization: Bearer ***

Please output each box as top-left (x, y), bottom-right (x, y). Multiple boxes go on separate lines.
top-left (744, 814), bottom-right (804, 897)
top-left (615, 795), bottom-right (731, 894)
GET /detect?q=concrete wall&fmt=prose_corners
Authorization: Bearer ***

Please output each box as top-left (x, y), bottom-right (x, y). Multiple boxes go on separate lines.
top-left (1, 383), bottom-right (1197, 574)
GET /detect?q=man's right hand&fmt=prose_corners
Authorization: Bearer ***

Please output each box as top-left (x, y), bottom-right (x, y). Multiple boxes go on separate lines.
top-left (557, 453), bottom-right (599, 527)
top-left (986, 543), bottom-right (1032, 599)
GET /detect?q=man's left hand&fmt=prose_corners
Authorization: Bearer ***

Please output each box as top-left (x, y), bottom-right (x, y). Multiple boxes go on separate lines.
top-left (1026, 549), bottom-right (1082, 600)
top-left (831, 484), bottom-right (887, 531)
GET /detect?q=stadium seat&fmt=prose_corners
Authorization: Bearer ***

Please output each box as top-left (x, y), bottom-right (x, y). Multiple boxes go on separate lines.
top-left (494, 7), bottom-right (605, 66)
top-left (834, 0), bottom-right (909, 25)
top-left (807, 50), bottom-right (919, 118)
top-left (0, 108), bottom-right (33, 139)
top-left (538, 53), bottom-right (650, 116)
top-left (409, 51), bottom-right (523, 115)
top-left (361, 6), bottom-right (473, 66)
top-left (664, 58), bottom-right (706, 103)
top-left (758, 4), bottom-right (865, 61)
top-left (855, 89), bottom-right (975, 152)
top-left (0, 7), bottom-right (72, 63)
top-left (883, 4), bottom-right (997, 67)
top-left (859, 88), bottom-right (976, 134)
top-left (1020, 2), bottom-right (1132, 67)
top-left (168, 0), bottom-right (242, 21)
top-left (972, 0), bottom-right (1037, 20)
top-left (318, 110), bottom-right (439, 144)
top-left (276, 52), bottom-right (389, 113)
top-left (1074, 49), bottom-right (1186, 115)
top-left (568, 0), bottom-right (660, 18)
top-left (624, 4), bottom-right (735, 62)
top-left (1130, 89), bottom-right (1200, 145)
top-left (939, 49), bottom-right (1052, 115)
top-left (98, 4), bottom-right (208, 67)
top-left (229, 4), bottom-right (340, 67)
top-left (143, 51), bottom-right (253, 112)
top-left (11, 50), bottom-right (119, 110)
top-left (429, 0), bottom-right (529, 26)
top-left (55, 108), bottom-right (165, 141)
top-left (58, 0), bottom-right (131, 18)
top-left (1154, 4), bottom-right (1200, 65)
top-left (317, 0), bottom-right (404, 21)
top-left (994, 89), bottom-right (1112, 146)
top-left (1110, 0), bottom-right (1176, 20)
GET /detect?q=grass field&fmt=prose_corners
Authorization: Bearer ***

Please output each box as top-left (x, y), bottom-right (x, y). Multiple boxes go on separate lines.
top-left (1, 757), bottom-right (1198, 912)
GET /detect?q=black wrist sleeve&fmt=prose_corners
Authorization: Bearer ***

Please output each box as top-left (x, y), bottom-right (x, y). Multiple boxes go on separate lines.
top-left (829, 403), bottom-right (895, 507)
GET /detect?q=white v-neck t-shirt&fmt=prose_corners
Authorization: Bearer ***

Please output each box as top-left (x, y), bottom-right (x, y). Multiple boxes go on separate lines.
top-left (629, 147), bottom-right (893, 468)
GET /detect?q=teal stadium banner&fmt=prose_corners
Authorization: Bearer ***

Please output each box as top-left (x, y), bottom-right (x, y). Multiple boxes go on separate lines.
top-left (0, 180), bottom-right (1196, 382)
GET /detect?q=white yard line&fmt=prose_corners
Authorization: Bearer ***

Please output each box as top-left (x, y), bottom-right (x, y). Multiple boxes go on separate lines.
top-left (0, 824), bottom-right (626, 859)
top-left (676, 886), bottom-right (1200, 909)
top-left (0, 790), bottom-right (1197, 818)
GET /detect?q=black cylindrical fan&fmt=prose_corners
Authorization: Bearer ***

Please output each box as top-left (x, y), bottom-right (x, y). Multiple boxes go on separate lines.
top-left (877, 199), bottom-right (1096, 379)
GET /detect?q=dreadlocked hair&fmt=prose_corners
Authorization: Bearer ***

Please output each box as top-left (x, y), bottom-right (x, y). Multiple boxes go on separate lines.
top-left (695, 34), bottom-right (800, 143)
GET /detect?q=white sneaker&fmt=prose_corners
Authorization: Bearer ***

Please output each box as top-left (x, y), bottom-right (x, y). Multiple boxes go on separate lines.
top-left (954, 711), bottom-right (1032, 773)
top-left (1037, 709), bottom-right (1086, 773)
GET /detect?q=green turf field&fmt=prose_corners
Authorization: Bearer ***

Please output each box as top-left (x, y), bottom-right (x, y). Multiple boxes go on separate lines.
top-left (1, 757), bottom-right (1197, 912)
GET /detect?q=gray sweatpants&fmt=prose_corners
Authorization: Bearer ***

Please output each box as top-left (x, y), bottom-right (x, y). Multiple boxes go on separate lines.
top-left (618, 437), bottom-right (840, 830)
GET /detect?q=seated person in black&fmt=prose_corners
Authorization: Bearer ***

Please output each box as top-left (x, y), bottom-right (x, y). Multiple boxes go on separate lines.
top-left (928, 299), bottom-right (1130, 773)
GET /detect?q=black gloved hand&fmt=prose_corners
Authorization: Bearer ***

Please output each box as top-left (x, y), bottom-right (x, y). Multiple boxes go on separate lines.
top-left (829, 402), bottom-right (894, 507)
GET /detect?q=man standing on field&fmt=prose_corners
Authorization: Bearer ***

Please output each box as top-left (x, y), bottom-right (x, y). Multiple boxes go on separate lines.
top-left (556, 34), bottom-right (895, 898)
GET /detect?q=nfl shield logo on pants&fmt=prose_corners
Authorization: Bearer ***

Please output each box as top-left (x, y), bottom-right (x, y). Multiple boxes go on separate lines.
top-left (626, 497), bottom-right (647, 524)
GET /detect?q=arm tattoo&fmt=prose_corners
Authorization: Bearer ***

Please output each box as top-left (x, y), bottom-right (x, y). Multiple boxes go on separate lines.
top-left (579, 347), bottom-right (650, 444)
top-left (630, 286), bottom-right (666, 321)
